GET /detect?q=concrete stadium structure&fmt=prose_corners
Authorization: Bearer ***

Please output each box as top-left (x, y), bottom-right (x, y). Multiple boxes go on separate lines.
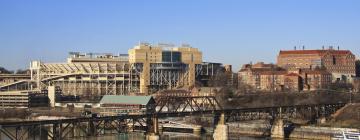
top-left (0, 43), bottom-right (224, 96)
top-left (30, 52), bottom-right (131, 96)
top-left (129, 43), bottom-right (203, 94)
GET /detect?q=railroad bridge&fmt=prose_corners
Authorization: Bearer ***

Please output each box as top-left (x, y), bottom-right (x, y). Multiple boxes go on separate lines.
top-left (0, 95), bottom-right (346, 140)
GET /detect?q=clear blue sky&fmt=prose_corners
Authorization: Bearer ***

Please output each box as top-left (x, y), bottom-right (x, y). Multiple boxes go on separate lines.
top-left (0, 0), bottom-right (359, 71)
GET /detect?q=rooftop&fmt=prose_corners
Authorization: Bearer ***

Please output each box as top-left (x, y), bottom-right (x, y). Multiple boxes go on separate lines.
top-left (279, 49), bottom-right (352, 55)
top-left (100, 95), bottom-right (153, 105)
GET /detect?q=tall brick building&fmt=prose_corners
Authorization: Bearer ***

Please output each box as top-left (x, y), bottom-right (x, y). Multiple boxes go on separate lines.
top-left (277, 47), bottom-right (356, 82)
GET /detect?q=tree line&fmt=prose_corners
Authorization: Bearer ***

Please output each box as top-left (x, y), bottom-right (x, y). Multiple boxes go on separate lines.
top-left (0, 66), bottom-right (29, 74)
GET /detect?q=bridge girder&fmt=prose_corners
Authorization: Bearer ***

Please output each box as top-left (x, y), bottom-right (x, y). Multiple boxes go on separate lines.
top-left (0, 97), bottom-right (346, 140)
top-left (155, 96), bottom-right (222, 113)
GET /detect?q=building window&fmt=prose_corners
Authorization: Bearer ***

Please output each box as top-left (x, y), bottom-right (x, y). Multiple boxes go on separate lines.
top-left (162, 51), bottom-right (181, 62)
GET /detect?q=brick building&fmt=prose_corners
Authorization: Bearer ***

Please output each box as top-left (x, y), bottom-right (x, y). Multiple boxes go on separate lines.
top-left (277, 47), bottom-right (356, 82)
top-left (238, 62), bottom-right (287, 91)
top-left (300, 69), bottom-right (332, 91)
top-left (284, 73), bottom-right (301, 91)
top-left (238, 62), bottom-right (332, 92)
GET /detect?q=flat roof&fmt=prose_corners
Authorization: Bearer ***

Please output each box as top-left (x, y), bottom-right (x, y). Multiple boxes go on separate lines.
top-left (100, 95), bottom-right (153, 105)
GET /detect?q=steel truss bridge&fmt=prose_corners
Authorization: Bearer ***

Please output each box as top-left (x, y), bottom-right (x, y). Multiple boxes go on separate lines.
top-left (0, 96), bottom-right (346, 140)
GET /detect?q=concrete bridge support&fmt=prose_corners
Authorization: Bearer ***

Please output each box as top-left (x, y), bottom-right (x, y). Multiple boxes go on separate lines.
top-left (48, 86), bottom-right (56, 108)
top-left (146, 116), bottom-right (160, 140)
top-left (193, 126), bottom-right (202, 136)
top-left (213, 113), bottom-right (228, 140)
top-left (271, 118), bottom-right (284, 139)
top-left (146, 134), bottom-right (160, 140)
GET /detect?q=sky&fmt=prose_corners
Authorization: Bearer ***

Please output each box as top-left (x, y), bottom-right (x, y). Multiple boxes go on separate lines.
top-left (0, 0), bottom-right (359, 71)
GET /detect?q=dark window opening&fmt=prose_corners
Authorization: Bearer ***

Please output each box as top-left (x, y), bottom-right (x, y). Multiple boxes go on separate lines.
top-left (162, 51), bottom-right (181, 62)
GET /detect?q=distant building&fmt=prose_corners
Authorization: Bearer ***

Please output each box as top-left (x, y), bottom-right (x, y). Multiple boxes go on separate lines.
top-left (257, 70), bottom-right (287, 91)
top-left (0, 91), bottom-right (29, 108)
top-left (238, 62), bottom-right (286, 91)
top-left (299, 69), bottom-right (332, 91)
top-left (0, 74), bottom-right (31, 87)
top-left (129, 43), bottom-right (202, 94)
top-left (29, 53), bottom-right (130, 96)
top-left (2, 43), bottom-right (229, 97)
top-left (22, 43), bottom-right (213, 96)
top-left (238, 62), bottom-right (332, 92)
top-left (277, 47), bottom-right (356, 82)
top-left (284, 73), bottom-right (301, 91)
top-left (99, 95), bottom-right (155, 115)
top-left (0, 90), bottom-right (49, 108)
top-left (224, 65), bottom-right (238, 87)
top-left (197, 62), bottom-right (225, 86)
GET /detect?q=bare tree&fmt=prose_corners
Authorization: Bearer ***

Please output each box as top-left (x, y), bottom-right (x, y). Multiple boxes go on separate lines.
top-left (353, 78), bottom-right (360, 93)
top-left (329, 82), bottom-right (353, 92)
top-left (237, 77), bottom-right (254, 95)
top-left (208, 69), bottom-right (228, 87)
top-left (0, 66), bottom-right (13, 74)
top-left (356, 60), bottom-right (360, 77)
top-left (15, 69), bottom-right (29, 74)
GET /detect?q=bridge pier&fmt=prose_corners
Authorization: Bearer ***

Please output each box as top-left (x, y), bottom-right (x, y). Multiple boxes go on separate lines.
top-left (146, 116), bottom-right (160, 140)
top-left (271, 118), bottom-right (284, 139)
top-left (146, 133), bottom-right (160, 140)
top-left (193, 126), bottom-right (202, 136)
top-left (48, 86), bottom-right (56, 108)
top-left (213, 113), bottom-right (228, 140)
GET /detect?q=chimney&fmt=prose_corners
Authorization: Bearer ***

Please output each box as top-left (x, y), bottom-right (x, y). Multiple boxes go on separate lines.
top-left (294, 46), bottom-right (297, 50)
top-left (303, 45), bottom-right (305, 50)
top-left (322, 46), bottom-right (324, 50)
top-left (338, 46), bottom-right (340, 50)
